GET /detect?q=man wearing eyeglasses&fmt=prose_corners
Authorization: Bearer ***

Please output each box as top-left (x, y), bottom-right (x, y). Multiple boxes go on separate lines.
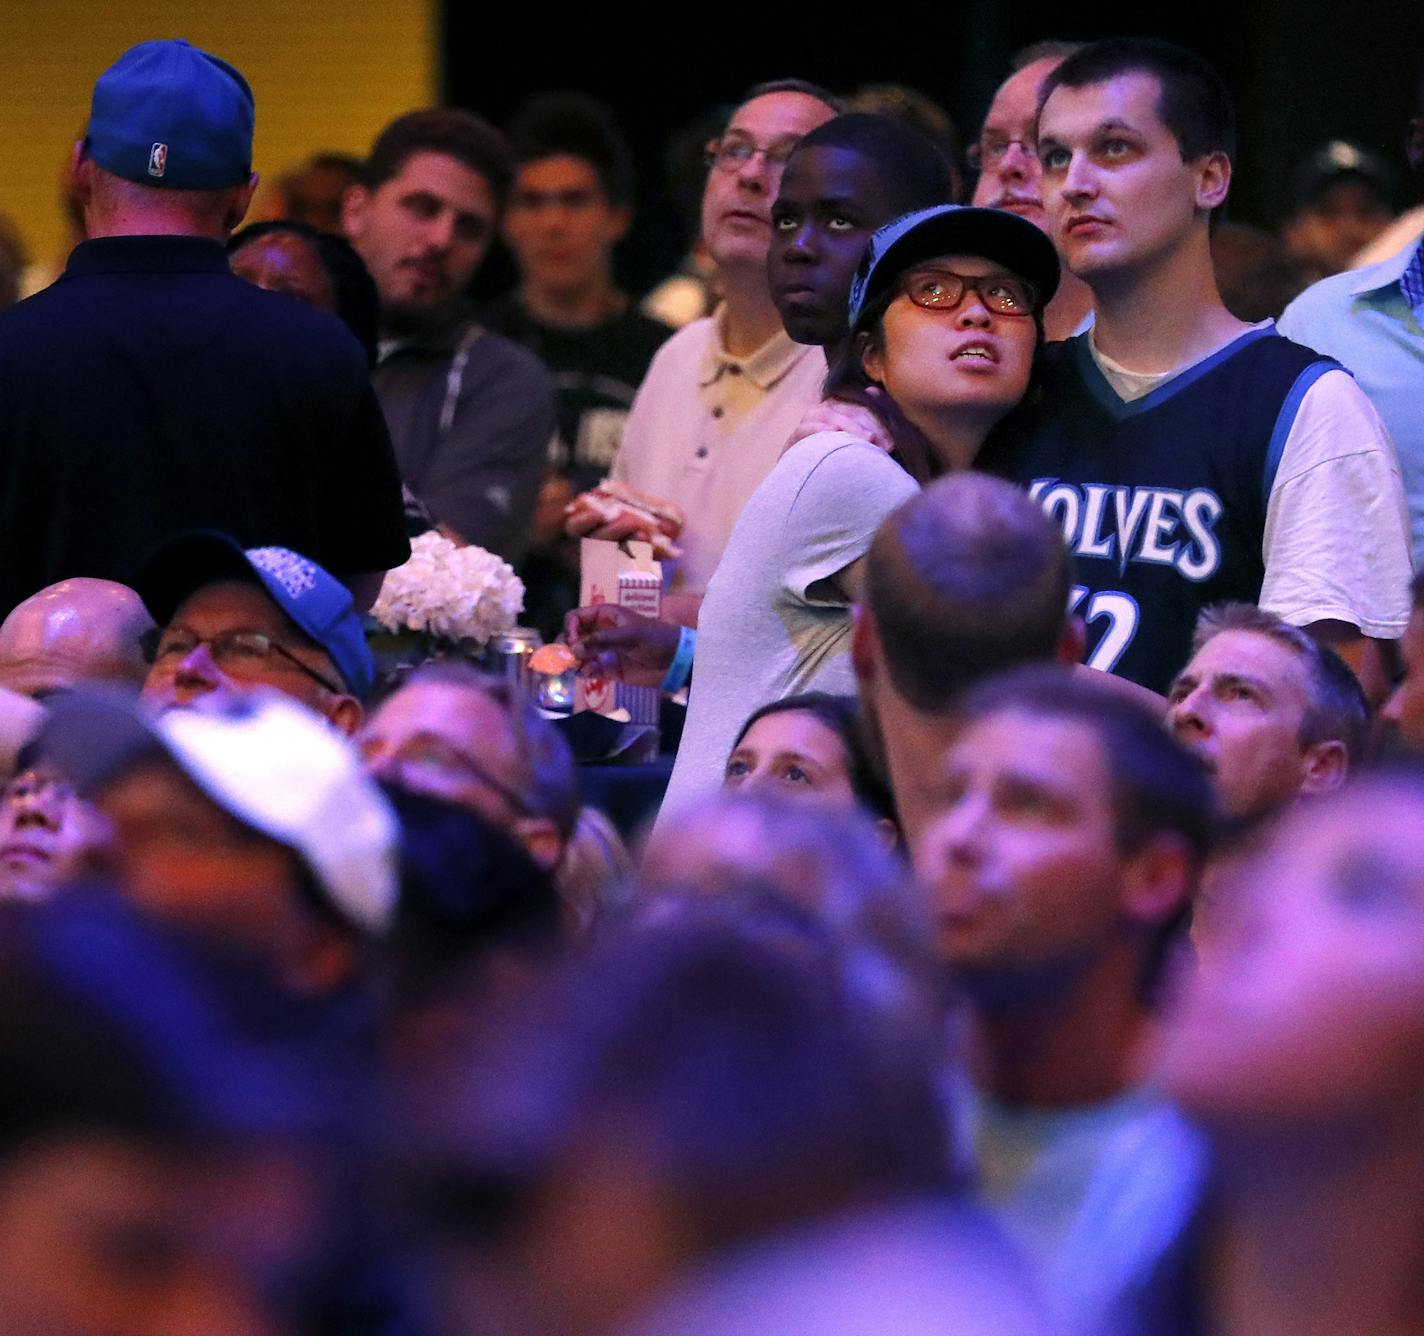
top-left (969, 41), bottom-right (1095, 342)
top-left (136, 531), bottom-right (372, 736)
top-left (358, 662), bottom-right (578, 874)
top-left (566, 80), bottom-right (839, 605)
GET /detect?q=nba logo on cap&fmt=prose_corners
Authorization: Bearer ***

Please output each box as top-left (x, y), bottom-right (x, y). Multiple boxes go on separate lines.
top-left (148, 142), bottom-right (168, 178)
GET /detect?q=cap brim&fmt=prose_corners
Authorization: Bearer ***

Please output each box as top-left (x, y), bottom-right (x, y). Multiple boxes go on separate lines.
top-left (856, 206), bottom-right (1061, 329)
top-left (136, 531), bottom-right (259, 627)
top-left (36, 688), bottom-right (165, 797)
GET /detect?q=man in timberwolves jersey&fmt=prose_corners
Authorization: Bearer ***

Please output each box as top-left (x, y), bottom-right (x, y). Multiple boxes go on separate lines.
top-left (982, 38), bottom-right (1411, 695)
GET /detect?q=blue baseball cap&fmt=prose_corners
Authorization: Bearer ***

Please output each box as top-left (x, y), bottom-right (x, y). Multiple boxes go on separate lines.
top-left (137, 531), bottom-right (375, 698)
top-left (86, 39), bottom-right (254, 190)
top-left (846, 204), bottom-right (1061, 333)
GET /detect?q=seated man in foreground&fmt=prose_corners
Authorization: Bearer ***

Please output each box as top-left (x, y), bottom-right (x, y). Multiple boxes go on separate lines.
top-left (137, 531), bottom-right (374, 735)
top-left (358, 662), bottom-right (579, 877)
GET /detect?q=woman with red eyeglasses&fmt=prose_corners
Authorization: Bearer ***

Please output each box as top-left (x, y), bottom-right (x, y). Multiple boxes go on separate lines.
top-left (659, 204), bottom-right (1060, 821)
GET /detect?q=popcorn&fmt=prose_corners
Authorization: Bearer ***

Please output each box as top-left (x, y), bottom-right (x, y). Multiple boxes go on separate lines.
top-left (370, 532), bottom-right (524, 647)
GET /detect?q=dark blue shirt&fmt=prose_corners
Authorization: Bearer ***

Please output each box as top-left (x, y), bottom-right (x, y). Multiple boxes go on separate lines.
top-left (0, 235), bottom-right (409, 612)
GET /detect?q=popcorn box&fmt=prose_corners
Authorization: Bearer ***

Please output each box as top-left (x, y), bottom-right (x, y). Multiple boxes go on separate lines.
top-left (576, 539), bottom-right (661, 716)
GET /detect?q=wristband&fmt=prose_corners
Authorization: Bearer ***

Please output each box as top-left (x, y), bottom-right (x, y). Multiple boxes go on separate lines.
top-left (659, 626), bottom-right (697, 694)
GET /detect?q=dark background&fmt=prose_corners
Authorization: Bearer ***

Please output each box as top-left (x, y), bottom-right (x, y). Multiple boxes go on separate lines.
top-left (444, 0), bottom-right (1424, 296)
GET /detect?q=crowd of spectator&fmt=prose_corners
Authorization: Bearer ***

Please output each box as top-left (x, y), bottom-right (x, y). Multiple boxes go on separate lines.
top-left (1, 30), bottom-right (1424, 1336)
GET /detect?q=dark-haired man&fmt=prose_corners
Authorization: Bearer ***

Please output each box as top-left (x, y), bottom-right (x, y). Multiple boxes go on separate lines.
top-left (488, 94), bottom-right (671, 490)
top-left (982, 38), bottom-right (1411, 694)
top-left (344, 109), bottom-right (557, 563)
top-left (484, 94), bottom-right (673, 632)
top-left (1167, 602), bottom-right (1367, 822)
top-left (969, 41), bottom-right (1095, 341)
top-left (914, 667), bottom-right (1212, 1333)
top-left (769, 111), bottom-right (956, 348)
top-left (0, 40), bottom-right (409, 614)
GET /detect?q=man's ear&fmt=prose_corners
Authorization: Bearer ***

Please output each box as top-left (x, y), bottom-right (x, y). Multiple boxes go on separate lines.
top-left (514, 816), bottom-right (564, 873)
top-left (223, 172), bottom-right (259, 235)
top-left (1194, 150), bottom-right (1232, 213)
top-left (1120, 832), bottom-right (1196, 928)
top-left (325, 696), bottom-right (364, 738)
top-left (341, 183), bottom-right (369, 242)
top-left (1299, 738), bottom-right (1349, 798)
top-left (70, 143), bottom-right (93, 212)
top-left (605, 203), bottom-right (633, 245)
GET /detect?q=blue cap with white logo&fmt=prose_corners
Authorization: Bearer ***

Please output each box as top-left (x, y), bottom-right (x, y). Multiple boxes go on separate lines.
top-left (86, 39), bottom-right (254, 190)
top-left (137, 531), bottom-right (375, 699)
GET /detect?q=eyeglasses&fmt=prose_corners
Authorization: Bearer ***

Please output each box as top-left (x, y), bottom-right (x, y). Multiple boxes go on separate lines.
top-left (0, 769), bottom-right (75, 807)
top-left (900, 267), bottom-right (1039, 317)
top-left (703, 134), bottom-right (801, 175)
top-left (141, 627), bottom-right (344, 695)
top-left (361, 734), bottom-right (536, 819)
top-left (966, 136), bottom-right (1036, 170)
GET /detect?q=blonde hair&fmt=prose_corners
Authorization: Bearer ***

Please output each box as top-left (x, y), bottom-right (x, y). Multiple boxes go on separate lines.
top-left (555, 806), bottom-right (633, 937)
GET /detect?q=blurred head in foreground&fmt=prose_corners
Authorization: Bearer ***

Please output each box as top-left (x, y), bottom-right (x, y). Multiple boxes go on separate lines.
top-left (398, 896), bottom-right (950, 1335)
top-left (1164, 766), bottom-right (1424, 1135)
top-left (0, 892), bottom-right (347, 1335)
top-left (38, 689), bottom-right (398, 995)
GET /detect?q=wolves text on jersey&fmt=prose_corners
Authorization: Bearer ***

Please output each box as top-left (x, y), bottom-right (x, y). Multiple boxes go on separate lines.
top-left (1028, 479), bottom-right (1224, 582)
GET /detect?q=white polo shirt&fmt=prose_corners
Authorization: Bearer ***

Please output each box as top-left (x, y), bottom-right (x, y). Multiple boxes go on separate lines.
top-left (610, 309), bottom-right (828, 595)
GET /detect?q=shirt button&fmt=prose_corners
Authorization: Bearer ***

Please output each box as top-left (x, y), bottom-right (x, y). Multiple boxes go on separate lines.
top-left (696, 446), bottom-right (709, 459)
top-left (711, 406), bottom-right (724, 418)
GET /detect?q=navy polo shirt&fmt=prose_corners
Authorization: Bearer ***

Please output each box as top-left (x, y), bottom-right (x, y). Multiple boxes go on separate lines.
top-left (0, 235), bottom-right (409, 613)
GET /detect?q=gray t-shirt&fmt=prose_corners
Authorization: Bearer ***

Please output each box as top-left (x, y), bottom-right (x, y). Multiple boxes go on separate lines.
top-left (658, 431), bottom-right (919, 821)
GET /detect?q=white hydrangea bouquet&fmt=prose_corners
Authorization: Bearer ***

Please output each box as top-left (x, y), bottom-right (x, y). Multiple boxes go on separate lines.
top-left (368, 532), bottom-right (524, 672)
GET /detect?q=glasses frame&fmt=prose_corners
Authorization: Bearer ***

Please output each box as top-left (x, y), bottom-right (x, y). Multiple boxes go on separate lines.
top-left (703, 134), bottom-right (800, 175)
top-left (966, 136), bottom-right (1036, 171)
top-left (899, 267), bottom-right (1040, 318)
top-left (140, 627), bottom-right (345, 696)
top-left (364, 733), bottom-right (538, 821)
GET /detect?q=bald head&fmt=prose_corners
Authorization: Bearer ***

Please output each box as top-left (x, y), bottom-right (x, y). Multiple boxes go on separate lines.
top-left (0, 579), bottom-right (154, 698)
top-left (863, 474), bottom-right (1073, 712)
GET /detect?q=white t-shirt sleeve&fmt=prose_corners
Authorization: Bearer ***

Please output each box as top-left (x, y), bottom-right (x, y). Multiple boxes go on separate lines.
top-left (780, 434), bottom-right (919, 606)
top-left (1259, 368), bottom-right (1413, 637)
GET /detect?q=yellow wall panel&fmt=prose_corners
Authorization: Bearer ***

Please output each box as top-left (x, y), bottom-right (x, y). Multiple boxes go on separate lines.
top-left (0, 0), bottom-right (436, 275)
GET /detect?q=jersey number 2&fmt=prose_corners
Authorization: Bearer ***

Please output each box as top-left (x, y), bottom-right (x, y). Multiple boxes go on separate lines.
top-left (1070, 586), bottom-right (1140, 673)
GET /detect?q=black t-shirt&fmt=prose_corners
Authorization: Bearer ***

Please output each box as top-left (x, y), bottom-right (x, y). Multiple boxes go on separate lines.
top-left (481, 292), bottom-right (671, 493)
top-left (0, 236), bottom-right (409, 613)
